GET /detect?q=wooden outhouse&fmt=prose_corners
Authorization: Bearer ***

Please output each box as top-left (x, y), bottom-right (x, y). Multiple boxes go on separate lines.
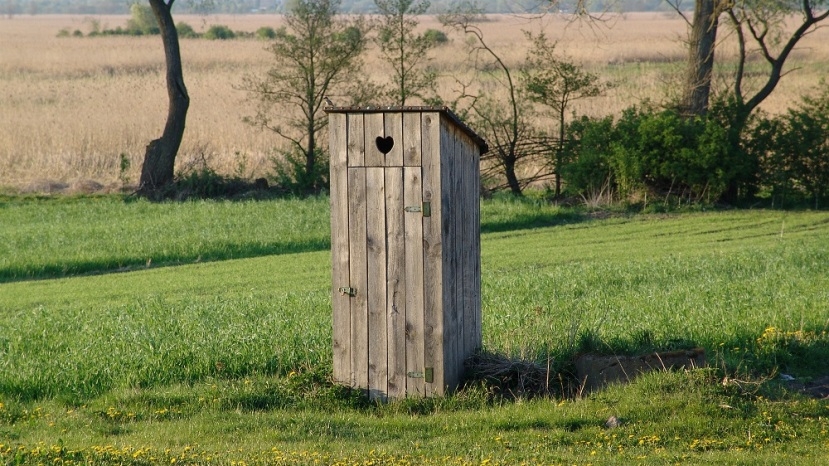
top-left (326, 106), bottom-right (488, 400)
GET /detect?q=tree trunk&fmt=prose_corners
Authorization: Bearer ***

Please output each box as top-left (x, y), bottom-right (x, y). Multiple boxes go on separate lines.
top-left (139, 0), bottom-right (189, 196)
top-left (503, 154), bottom-right (521, 195)
top-left (682, 0), bottom-right (718, 116)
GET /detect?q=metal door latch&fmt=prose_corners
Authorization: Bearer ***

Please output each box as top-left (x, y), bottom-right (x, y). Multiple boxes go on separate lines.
top-left (338, 287), bottom-right (356, 297)
top-left (407, 367), bottom-right (434, 383)
top-left (404, 201), bottom-right (431, 217)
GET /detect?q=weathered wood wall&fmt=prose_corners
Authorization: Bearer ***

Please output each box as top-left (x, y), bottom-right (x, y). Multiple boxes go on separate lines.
top-left (328, 107), bottom-right (484, 399)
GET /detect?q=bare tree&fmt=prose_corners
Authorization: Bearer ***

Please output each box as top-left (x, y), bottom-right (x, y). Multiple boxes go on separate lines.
top-left (138, 0), bottom-right (189, 197)
top-left (668, 0), bottom-right (829, 121)
top-left (441, 7), bottom-right (551, 195)
top-left (725, 0), bottom-right (829, 127)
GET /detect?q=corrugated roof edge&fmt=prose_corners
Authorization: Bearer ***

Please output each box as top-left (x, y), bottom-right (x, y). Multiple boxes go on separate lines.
top-left (324, 105), bottom-right (489, 155)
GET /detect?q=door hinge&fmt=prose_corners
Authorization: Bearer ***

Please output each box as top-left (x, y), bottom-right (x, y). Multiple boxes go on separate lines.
top-left (407, 367), bottom-right (434, 383)
top-left (404, 201), bottom-right (431, 217)
top-left (338, 286), bottom-right (356, 297)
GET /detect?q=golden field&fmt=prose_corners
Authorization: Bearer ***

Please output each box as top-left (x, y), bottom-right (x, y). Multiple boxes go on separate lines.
top-left (1, 13), bottom-right (827, 192)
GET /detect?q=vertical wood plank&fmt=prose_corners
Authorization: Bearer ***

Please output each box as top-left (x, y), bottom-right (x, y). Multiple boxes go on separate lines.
top-left (364, 113), bottom-right (385, 167)
top-left (473, 140), bottom-right (482, 351)
top-left (329, 113), bottom-right (351, 384)
top-left (403, 112), bottom-right (422, 167)
top-left (347, 114), bottom-right (365, 167)
top-left (384, 112), bottom-right (404, 166)
top-left (366, 167), bottom-right (388, 401)
top-left (452, 124), bottom-right (464, 388)
top-left (440, 116), bottom-right (460, 391)
top-left (385, 167), bottom-right (406, 399)
top-left (421, 111), bottom-right (444, 396)
top-left (461, 131), bottom-right (477, 362)
top-left (347, 168), bottom-right (368, 390)
top-left (404, 166), bottom-right (425, 397)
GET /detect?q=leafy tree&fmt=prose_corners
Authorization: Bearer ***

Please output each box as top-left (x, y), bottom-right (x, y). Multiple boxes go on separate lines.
top-left (374, 0), bottom-right (438, 105)
top-left (243, 0), bottom-right (368, 192)
top-left (522, 31), bottom-right (606, 198)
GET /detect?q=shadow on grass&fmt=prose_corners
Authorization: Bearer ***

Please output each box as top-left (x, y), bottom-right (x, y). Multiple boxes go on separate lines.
top-left (2, 195), bottom-right (607, 283)
top-left (0, 238), bottom-right (331, 284)
top-left (479, 209), bottom-right (592, 234)
top-left (464, 326), bottom-right (829, 401)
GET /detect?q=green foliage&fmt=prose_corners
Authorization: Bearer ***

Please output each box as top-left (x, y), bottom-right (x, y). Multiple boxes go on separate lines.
top-left (750, 85), bottom-right (829, 208)
top-left (126, 3), bottom-right (159, 35)
top-left (255, 25), bottom-right (277, 39)
top-left (204, 24), bottom-right (235, 40)
top-left (562, 105), bottom-right (759, 205)
top-left (422, 27), bottom-right (448, 45)
top-left (522, 31), bottom-right (607, 198)
top-left (175, 21), bottom-right (198, 38)
top-left (522, 32), bottom-right (606, 118)
top-left (612, 107), bottom-right (732, 201)
top-left (560, 115), bottom-right (615, 197)
top-left (270, 147), bottom-right (330, 194)
top-left (118, 153), bottom-right (131, 187)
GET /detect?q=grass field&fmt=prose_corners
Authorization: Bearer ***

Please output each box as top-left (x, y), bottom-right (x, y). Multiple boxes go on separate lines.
top-left (2, 13), bottom-right (828, 192)
top-left (1, 195), bottom-right (828, 464)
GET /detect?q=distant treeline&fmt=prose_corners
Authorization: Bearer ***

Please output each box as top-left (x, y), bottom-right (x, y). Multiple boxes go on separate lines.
top-left (8, 0), bottom-right (673, 15)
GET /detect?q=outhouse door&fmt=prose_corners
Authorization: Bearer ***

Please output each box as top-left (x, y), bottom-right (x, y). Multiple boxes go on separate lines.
top-left (328, 108), bottom-right (483, 400)
top-left (330, 112), bottom-right (437, 400)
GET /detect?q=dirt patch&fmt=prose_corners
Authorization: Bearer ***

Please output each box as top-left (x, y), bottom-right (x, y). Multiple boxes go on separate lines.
top-left (575, 348), bottom-right (707, 393)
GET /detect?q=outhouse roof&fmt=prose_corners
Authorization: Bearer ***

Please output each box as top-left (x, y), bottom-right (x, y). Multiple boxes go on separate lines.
top-left (324, 105), bottom-right (488, 155)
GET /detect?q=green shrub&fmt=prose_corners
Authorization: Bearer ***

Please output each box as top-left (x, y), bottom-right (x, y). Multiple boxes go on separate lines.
top-left (561, 104), bottom-right (758, 205)
top-left (255, 26), bottom-right (277, 40)
top-left (423, 28), bottom-right (448, 45)
top-left (204, 24), bottom-right (236, 40)
top-left (561, 115), bottom-right (616, 198)
top-left (126, 3), bottom-right (159, 35)
top-left (270, 148), bottom-right (329, 194)
top-left (750, 85), bottom-right (829, 208)
top-left (176, 22), bottom-right (199, 38)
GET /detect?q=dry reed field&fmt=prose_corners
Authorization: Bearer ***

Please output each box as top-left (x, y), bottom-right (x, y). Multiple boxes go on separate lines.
top-left (1, 13), bottom-right (827, 193)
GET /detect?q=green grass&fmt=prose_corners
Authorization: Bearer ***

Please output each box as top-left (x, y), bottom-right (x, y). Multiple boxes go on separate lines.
top-left (1, 195), bottom-right (828, 464)
top-left (0, 195), bottom-right (330, 282)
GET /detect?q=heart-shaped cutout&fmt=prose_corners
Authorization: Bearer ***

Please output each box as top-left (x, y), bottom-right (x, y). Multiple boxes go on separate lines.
top-left (375, 136), bottom-right (394, 155)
